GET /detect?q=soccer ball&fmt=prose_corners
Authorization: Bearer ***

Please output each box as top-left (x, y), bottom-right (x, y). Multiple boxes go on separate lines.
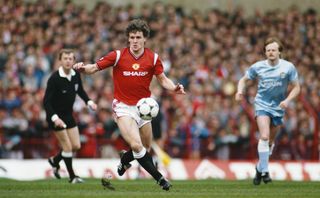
top-left (136, 97), bottom-right (159, 120)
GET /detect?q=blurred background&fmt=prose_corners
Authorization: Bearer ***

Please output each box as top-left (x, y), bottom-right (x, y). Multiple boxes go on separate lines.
top-left (0, 0), bottom-right (319, 163)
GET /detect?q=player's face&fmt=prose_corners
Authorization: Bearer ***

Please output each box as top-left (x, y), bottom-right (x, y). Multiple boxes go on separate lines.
top-left (60, 53), bottom-right (75, 70)
top-left (265, 42), bottom-right (280, 61)
top-left (128, 31), bottom-right (146, 54)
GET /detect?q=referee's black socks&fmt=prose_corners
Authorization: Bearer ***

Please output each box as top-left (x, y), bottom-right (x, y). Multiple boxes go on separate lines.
top-left (53, 151), bottom-right (63, 165)
top-left (61, 151), bottom-right (75, 179)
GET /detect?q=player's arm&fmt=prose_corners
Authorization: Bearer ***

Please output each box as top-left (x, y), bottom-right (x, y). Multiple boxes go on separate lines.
top-left (76, 74), bottom-right (98, 111)
top-left (43, 77), bottom-right (66, 128)
top-left (156, 73), bottom-right (186, 94)
top-left (279, 80), bottom-right (300, 109)
top-left (73, 62), bottom-right (99, 74)
top-left (235, 75), bottom-right (250, 101)
top-left (43, 77), bottom-right (56, 119)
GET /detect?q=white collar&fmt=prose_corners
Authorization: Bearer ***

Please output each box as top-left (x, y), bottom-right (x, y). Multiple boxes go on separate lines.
top-left (58, 66), bottom-right (76, 81)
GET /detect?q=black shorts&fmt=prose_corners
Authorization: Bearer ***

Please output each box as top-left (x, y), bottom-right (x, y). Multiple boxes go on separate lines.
top-left (46, 113), bottom-right (76, 131)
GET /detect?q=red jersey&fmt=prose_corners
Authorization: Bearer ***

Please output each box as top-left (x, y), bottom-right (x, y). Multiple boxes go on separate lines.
top-left (96, 48), bottom-right (164, 105)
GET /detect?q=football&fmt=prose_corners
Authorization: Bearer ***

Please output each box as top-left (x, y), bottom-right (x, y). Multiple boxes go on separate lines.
top-left (136, 97), bottom-right (159, 120)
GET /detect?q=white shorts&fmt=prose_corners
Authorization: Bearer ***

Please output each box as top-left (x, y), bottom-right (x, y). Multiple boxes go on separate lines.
top-left (112, 99), bottom-right (151, 128)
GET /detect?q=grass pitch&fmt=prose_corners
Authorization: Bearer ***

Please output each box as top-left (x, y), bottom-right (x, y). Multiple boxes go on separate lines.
top-left (0, 178), bottom-right (319, 198)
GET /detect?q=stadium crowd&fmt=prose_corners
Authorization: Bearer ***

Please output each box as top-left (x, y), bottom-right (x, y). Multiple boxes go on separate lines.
top-left (0, 0), bottom-right (319, 160)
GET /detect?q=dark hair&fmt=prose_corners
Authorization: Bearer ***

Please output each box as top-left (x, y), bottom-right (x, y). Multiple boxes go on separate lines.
top-left (58, 49), bottom-right (75, 60)
top-left (263, 37), bottom-right (284, 52)
top-left (125, 19), bottom-right (150, 38)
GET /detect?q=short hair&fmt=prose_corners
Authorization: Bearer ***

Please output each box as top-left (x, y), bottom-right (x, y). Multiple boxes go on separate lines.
top-left (125, 19), bottom-right (150, 38)
top-left (58, 49), bottom-right (75, 60)
top-left (263, 37), bottom-right (284, 52)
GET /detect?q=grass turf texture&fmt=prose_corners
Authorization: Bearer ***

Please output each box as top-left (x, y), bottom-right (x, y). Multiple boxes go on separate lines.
top-left (0, 178), bottom-right (319, 198)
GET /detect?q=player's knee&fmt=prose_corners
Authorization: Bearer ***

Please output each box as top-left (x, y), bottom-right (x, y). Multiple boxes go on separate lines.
top-left (144, 142), bottom-right (151, 150)
top-left (131, 143), bottom-right (143, 153)
top-left (72, 144), bottom-right (81, 151)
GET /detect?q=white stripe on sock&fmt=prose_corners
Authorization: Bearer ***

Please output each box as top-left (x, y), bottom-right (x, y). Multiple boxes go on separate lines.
top-left (61, 151), bottom-right (73, 158)
top-left (133, 147), bottom-right (147, 159)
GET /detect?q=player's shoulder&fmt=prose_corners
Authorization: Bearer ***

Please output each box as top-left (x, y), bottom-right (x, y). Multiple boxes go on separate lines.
top-left (49, 70), bottom-right (60, 80)
top-left (46, 70), bottom-right (60, 84)
top-left (280, 59), bottom-right (295, 66)
top-left (144, 48), bottom-right (157, 57)
top-left (104, 48), bottom-right (127, 57)
top-left (251, 60), bottom-right (266, 68)
top-left (280, 59), bottom-right (296, 70)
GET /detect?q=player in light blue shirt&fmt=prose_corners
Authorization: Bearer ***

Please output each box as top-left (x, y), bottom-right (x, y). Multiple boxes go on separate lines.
top-left (235, 37), bottom-right (300, 185)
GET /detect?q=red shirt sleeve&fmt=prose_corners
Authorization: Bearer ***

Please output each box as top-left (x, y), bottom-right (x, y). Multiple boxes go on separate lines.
top-left (96, 51), bottom-right (117, 70)
top-left (154, 56), bottom-right (164, 75)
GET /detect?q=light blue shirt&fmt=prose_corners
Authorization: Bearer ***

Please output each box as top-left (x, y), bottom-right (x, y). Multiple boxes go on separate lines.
top-left (246, 59), bottom-right (298, 117)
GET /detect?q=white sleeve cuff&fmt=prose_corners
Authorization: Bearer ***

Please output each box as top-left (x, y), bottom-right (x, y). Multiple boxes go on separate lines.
top-left (87, 100), bottom-right (94, 106)
top-left (51, 114), bottom-right (59, 122)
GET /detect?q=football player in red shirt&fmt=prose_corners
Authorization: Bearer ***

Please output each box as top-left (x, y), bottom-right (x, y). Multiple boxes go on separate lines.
top-left (73, 19), bottom-right (185, 190)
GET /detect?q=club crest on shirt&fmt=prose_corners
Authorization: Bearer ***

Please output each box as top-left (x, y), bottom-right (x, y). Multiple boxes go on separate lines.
top-left (280, 72), bottom-right (286, 79)
top-left (132, 63), bottom-right (140, 70)
top-left (75, 84), bottom-right (78, 91)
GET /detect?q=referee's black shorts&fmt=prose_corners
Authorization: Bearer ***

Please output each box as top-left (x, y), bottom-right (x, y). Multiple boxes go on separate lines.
top-left (46, 113), bottom-right (77, 131)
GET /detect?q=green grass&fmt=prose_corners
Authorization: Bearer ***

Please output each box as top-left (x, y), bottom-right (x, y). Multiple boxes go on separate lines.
top-left (0, 178), bottom-right (319, 198)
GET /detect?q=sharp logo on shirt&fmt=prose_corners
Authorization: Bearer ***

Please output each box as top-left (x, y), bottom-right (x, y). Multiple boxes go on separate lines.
top-left (132, 63), bottom-right (140, 70)
top-left (123, 71), bottom-right (148, 76)
top-left (280, 72), bottom-right (286, 79)
top-left (75, 84), bottom-right (78, 91)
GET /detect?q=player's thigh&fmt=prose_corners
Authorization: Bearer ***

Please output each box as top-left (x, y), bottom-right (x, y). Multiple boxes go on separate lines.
top-left (66, 127), bottom-right (81, 150)
top-left (139, 122), bottom-right (153, 150)
top-left (256, 116), bottom-right (271, 140)
top-left (117, 116), bottom-right (143, 150)
top-left (54, 130), bottom-right (72, 152)
top-left (270, 125), bottom-right (281, 140)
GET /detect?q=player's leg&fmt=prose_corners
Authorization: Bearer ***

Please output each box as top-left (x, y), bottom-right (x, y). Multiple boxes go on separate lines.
top-left (120, 120), bottom-right (152, 167)
top-left (48, 129), bottom-right (67, 179)
top-left (140, 123), bottom-right (153, 150)
top-left (117, 121), bottom-right (153, 174)
top-left (269, 125), bottom-right (280, 156)
top-left (269, 115), bottom-right (283, 156)
top-left (140, 122), bottom-right (172, 190)
top-left (117, 117), bottom-right (170, 189)
top-left (53, 129), bottom-right (76, 181)
top-left (47, 119), bottom-right (64, 179)
top-left (116, 121), bottom-right (153, 176)
top-left (141, 123), bottom-right (158, 168)
top-left (65, 127), bottom-right (83, 183)
top-left (254, 115), bottom-right (272, 185)
top-left (67, 127), bottom-right (81, 151)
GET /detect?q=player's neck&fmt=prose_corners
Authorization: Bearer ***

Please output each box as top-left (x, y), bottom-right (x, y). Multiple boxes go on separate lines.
top-left (130, 48), bottom-right (144, 58)
top-left (267, 59), bottom-right (279, 66)
top-left (62, 67), bottom-right (71, 75)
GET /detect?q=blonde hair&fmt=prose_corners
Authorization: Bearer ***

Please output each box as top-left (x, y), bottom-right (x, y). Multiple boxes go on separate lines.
top-left (263, 37), bottom-right (284, 52)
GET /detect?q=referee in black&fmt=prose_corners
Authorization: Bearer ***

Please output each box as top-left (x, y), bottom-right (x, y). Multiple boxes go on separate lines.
top-left (43, 49), bottom-right (97, 183)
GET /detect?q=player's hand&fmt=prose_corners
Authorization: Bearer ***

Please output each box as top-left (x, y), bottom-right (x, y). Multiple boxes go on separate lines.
top-left (54, 118), bottom-right (67, 129)
top-left (279, 100), bottom-right (289, 109)
top-left (73, 62), bottom-right (85, 72)
top-left (88, 100), bottom-right (98, 111)
top-left (235, 92), bottom-right (243, 102)
top-left (174, 83), bottom-right (186, 94)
